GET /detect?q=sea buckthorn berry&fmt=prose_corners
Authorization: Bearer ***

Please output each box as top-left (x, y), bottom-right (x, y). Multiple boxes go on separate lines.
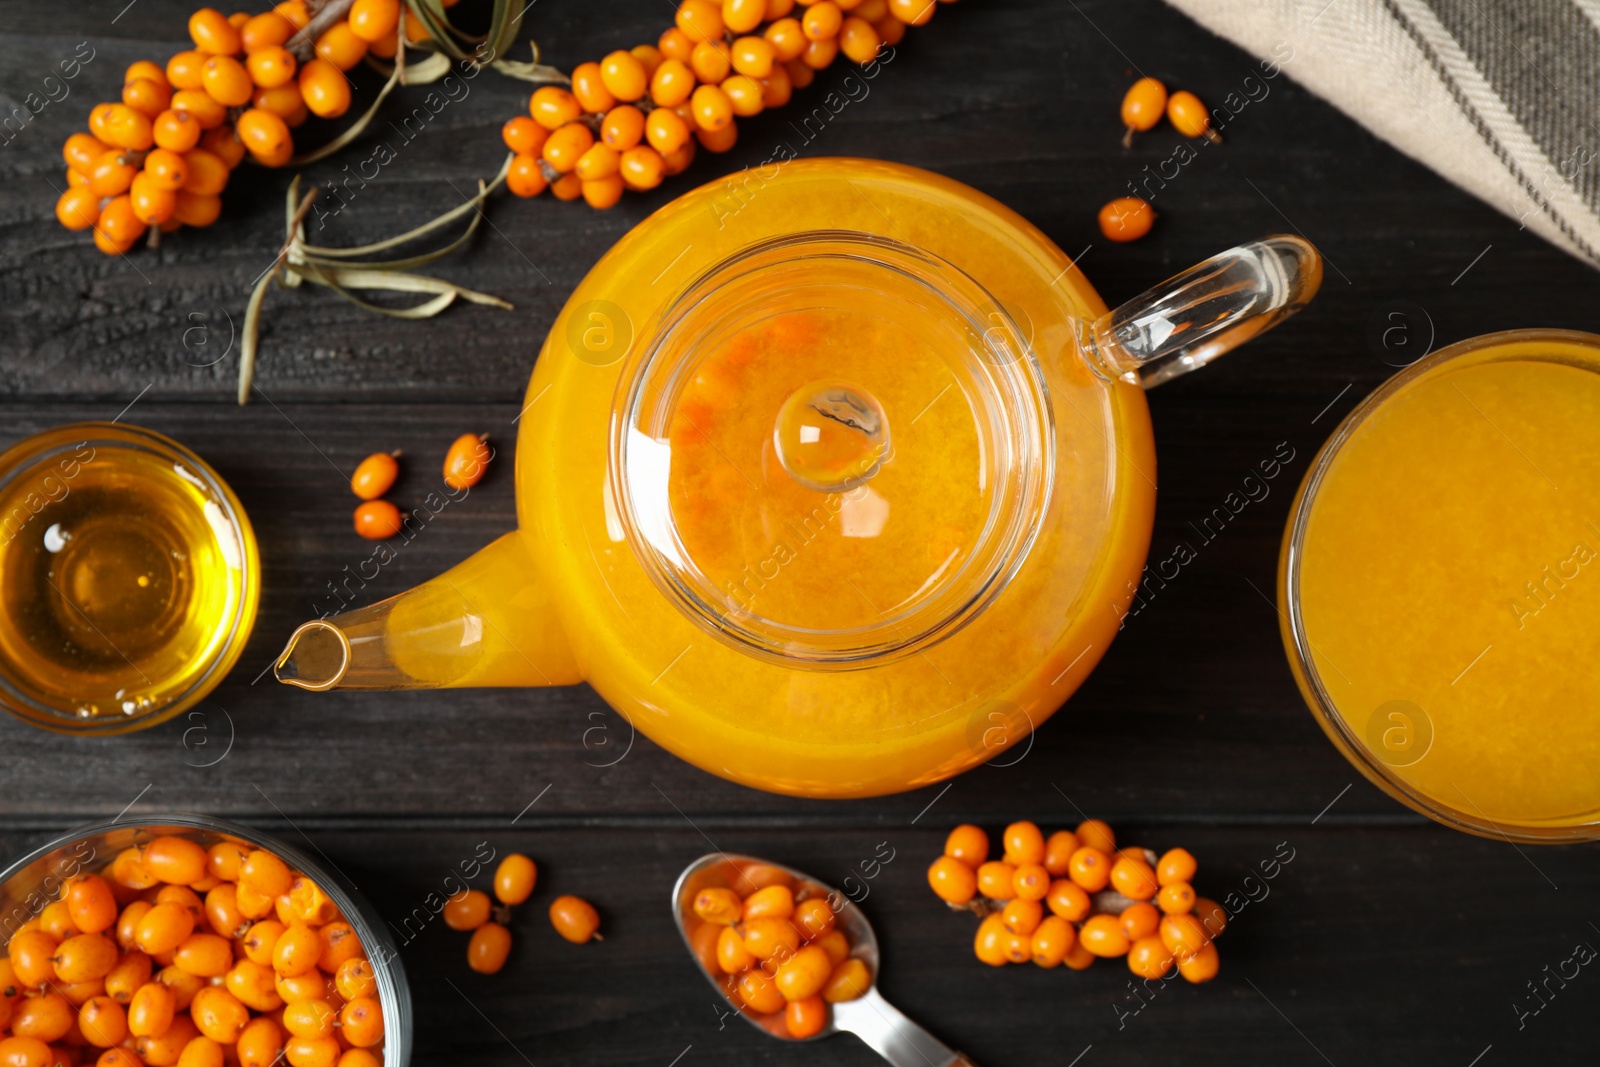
top-left (785, 995), bottom-right (827, 1039)
top-left (774, 944), bottom-right (833, 1001)
top-left (274, 971), bottom-right (331, 1004)
top-left (1110, 856), bottom-right (1159, 900)
top-left (649, 59), bottom-right (695, 108)
top-left (247, 47), bottom-right (297, 89)
top-left (177, 1036), bottom-right (225, 1067)
top-left (287, 877), bottom-right (337, 926)
top-left (1043, 831), bottom-right (1079, 876)
top-left (79, 996), bottom-right (127, 1048)
top-left (241, 850), bottom-right (292, 897)
top-left (173, 191), bottom-right (222, 228)
top-left (65, 875), bottom-right (118, 935)
top-left (762, 64), bottom-right (794, 107)
top-left (126, 59), bottom-right (168, 85)
top-left (153, 109), bottom-right (202, 152)
top-left (662, 138), bottom-right (696, 174)
top-left (507, 153), bottom-right (549, 198)
top-left (722, 75), bottom-right (765, 117)
top-left (201, 56), bottom-right (254, 107)
top-left (181, 149), bottom-right (229, 195)
top-left (1099, 196), bottom-right (1155, 243)
top-left (715, 925), bottom-right (754, 974)
top-left (143, 837), bottom-right (210, 886)
top-left (88, 102), bottom-right (118, 141)
top-left (271, 924), bottom-right (321, 977)
top-left (575, 142), bottom-right (620, 181)
top-left (1011, 863), bottom-right (1049, 901)
top-left (1000, 898), bottom-right (1041, 937)
top-left (0, 1036), bottom-right (53, 1067)
top-left (63, 132), bottom-right (109, 172)
top-left (1002, 821), bottom-right (1045, 866)
top-left (207, 842), bottom-right (250, 882)
top-left (690, 40), bottom-right (732, 84)
top-left (316, 23), bottom-right (368, 71)
top-left (619, 145), bottom-right (665, 190)
top-left (548, 895), bottom-right (600, 944)
top-left (1157, 881), bottom-right (1196, 915)
top-left (631, 43), bottom-right (663, 77)
top-left (93, 201), bottom-right (144, 254)
top-left (926, 856), bottom-right (976, 906)
top-left (1121, 77), bottom-right (1167, 146)
top-left (11, 993), bottom-right (73, 1041)
top-left (191, 987), bottom-right (249, 1044)
top-left (731, 36), bottom-right (776, 78)
top-left (691, 85), bottom-right (733, 131)
top-left (1075, 819), bottom-right (1115, 854)
top-left (104, 951), bottom-right (153, 1002)
top-left (348, 0), bottom-right (401, 42)
top-left (241, 10), bottom-right (295, 51)
top-left (1067, 847), bottom-right (1110, 892)
top-left (443, 432), bottom-right (492, 489)
top-left (767, 0), bottom-right (797, 16)
top-left (65, 166), bottom-right (91, 189)
top-left (696, 114), bottom-right (739, 152)
top-left (1193, 896), bottom-right (1228, 938)
top-left (1157, 848), bottom-right (1198, 886)
top-left (595, 105), bottom-right (643, 152)
top-left (725, 0), bottom-right (767, 32)
top-left (1158, 913), bottom-right (1209, 959)
top-left (530, 87), bottom-right (582, 130)
top-left (174, 933), bottom-right (233, 977)
top-left (159, 963), bottom-right (208, 1009)
top-left (887, 0), bottom-right (934, 24)
top-left (738, 917), bottom-right (798, 960)
top-left (743, 884), bottom-right (795, 921)
top-left (135, 903), bottom-right (195, 955)
top-left (349, 451), bottom-right (400, 500)
top-left (821, 957), bottom-right (870, 1002)
top-left (128, 982), bottom-right (176, 1038)
top-left (804, 1), bottom-right (844, 38)
top-left (1128, 935), bottom-right (1175, 979)
top-left (283, 998), bottom-right (337, 1039)
top-left (100, 105), bottom-right (154, 150)
top-left (944, 825), bottom-right (988, 867)
top-left (339, 996), bottom-right (383, 1047)
top-left (792, 897), bottom-right (835, 941)
top-left (224, 960), bottom-right (283, 1012)
top-left (442, 889), bottom-right (491, 931)
top-left (299, 59), bottom-right (352, 119)
top-left (1177, 939), bottom-right (1220, 983)
top-left (172, 89), bottom-right (228, 129)
top-left (236, 1018), bottom-right (283, 1067)
top-left (116, 902), bottom-right (153, 949)
top-left (1119, 902), bottom-right (1160, 941)
top-left (813, 929), bottom-right (849, 967)
top-left (1079, 914), bottom-right (1131, 958)
top-left (569, 62), bottom-right (614, 114)
top-left (1031, 915), bottom-right (1074, 968)
top-left (839, 17), bottom-right (881, 62)
top-left (188, 9), bottom-right (241, 54)
top-left (463, 922), bottom-right (511, 975)
top-left (542, 123), bottom-right (593, 174)
top-left (1168, 90), bottom-right (1221, 141)
top-left (645, 107), bottom-right (691, 155)
top-left (765, 18), bottom-right (808, 61)
top-left (801, 36), bottom-right (839, 69)
top-left (335, 957), bottom-right (377, 1000)
top-left (1045, 878), bottom-right (1090, 921)
top-left (144, 148), bottom-right (190, 190)
top-left (140, 1011), bottom-right (200, 1061)
top-left (677, 0), bottom-right (726, 43)
top-left (735, 970), bottom-right (785, 1014)
top-left (976, 915), bottom-right (1011, 965)
top-left (123, 78), bottom-right (173, 118)
top-left (659, 27), bottom-right (695, 62)
top-left (53, 933), bottom-right (117, 983)
top-left (975, 860), bottom-right (1016, 901)
top-left (599, 50), bottom-right (648, 102)
top-left (237, 108), bottom-right (293, 167)
top-left (550, 172), bottom-right (583, 201)
top-left (502, 116), bottom-right (549, 156)
top-left (285, 1036), bottom-right (340, 1067)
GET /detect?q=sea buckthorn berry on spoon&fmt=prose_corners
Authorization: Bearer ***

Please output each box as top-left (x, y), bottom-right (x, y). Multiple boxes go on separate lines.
top-left (353, 499), bottom-right (403, 540)
top-left (549, 895), bottom-right (601, 943)
top-left (1098, 196), bottom-right (1155, 243)
top-left (350, 451), bottom-right (400, 500)
top-left (926, 856), bottom-right (976, 907)
top-left (821, 958), bottom-right (871, 1002)
top-left (774, 944), bottom-right (833, 1000)
top-left (793, 897), bottom-right (835, 940)
top-left (785, 995), bottom-right (827, 1039)
top-left (443, 433), bottom-right (491, 490)
top-left (1120, 76), bottom-right (1167, 147)
top-left (944, 824), bottom-right (988, 867)
top-left (467, 922), bottom-right (511, 974)
top-left (743, 884), bottom-right (795, 921)
top-left (694, 887), bottom-right (744, 925)
top-left (1168, 90), bottom-right (1222, 143)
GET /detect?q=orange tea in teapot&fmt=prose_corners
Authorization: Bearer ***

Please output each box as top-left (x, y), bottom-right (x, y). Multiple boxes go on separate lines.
top-left (279, 159), bottom-right (1319, 797)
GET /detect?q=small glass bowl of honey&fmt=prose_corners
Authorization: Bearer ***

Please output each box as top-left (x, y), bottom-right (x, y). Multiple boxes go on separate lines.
top-left (0, 422), bottom-right (258, 734)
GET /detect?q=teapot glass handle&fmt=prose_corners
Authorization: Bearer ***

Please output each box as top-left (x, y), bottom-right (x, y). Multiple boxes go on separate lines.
top-left (1081, 235), bottom-right (1322, 389)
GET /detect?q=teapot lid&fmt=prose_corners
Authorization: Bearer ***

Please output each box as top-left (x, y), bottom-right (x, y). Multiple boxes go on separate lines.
top-left (611, 232), bottom-right (1053, 667)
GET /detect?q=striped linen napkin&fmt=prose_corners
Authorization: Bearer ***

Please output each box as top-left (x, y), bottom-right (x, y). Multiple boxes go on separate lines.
top-left (1163, 0), bottom-right (1600, 269)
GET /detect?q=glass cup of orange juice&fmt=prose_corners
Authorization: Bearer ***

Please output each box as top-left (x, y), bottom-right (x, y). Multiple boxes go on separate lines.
top-left (0, 423), bottom-right (259, 734)
top-left (1280, 329), bottom-right (1600, 841)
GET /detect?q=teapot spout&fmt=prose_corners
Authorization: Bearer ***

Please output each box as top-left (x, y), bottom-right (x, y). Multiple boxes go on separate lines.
top-left (274, 531), bottom-right (582, 691)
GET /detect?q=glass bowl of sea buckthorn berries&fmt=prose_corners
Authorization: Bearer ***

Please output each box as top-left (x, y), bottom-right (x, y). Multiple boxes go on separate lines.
top-left (0, 814), bottom-right (410, 1067)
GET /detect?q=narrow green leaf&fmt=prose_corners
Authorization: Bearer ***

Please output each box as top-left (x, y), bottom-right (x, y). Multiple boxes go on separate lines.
top-left (297, 154), bottom-right (512, 259)
top-left (237, 266), bottom-right (275, 405)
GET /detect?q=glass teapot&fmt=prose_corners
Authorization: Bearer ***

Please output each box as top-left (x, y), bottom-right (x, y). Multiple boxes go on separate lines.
top-left (276, 159), bottom-right (1320, 798)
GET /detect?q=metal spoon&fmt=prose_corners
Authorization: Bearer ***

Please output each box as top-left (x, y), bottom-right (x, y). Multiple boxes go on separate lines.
top-left (671, 852), bottom-right (979, 1067)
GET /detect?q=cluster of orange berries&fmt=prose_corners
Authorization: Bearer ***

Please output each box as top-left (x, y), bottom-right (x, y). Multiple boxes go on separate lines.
top-left (438, 853), bottom-right (600, 976)
top-left (927, 819), bottom-right (1226, 983)
top-left (54, 0), bottom-right (413, 255)
top-left (687, 864), bottom-right (869, 1040)
top-left (0, 836), bottom-right (383, 1067)
top-left (501, 0), bottom-right (951, 208)
top-left (1096, 78), bottom-right (1221, 244)
top-left (347, 433), bottom-right (490, 540)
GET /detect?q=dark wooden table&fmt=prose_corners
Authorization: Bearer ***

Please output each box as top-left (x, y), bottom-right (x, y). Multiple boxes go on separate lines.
top-left (4, 0), bottom-right (1599, 1063)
